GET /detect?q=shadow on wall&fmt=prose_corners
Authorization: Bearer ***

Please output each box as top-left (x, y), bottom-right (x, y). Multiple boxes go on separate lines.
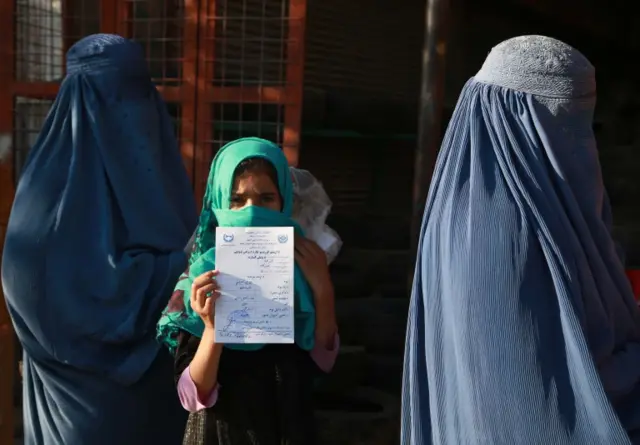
top-left (299, 135), bottom-right (415, 250)
top-left (0, 134), bottom-right (11, 163)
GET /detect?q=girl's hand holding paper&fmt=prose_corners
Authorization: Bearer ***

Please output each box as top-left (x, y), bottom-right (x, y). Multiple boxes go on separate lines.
top-left (190, 270), bottom-right (221, 330)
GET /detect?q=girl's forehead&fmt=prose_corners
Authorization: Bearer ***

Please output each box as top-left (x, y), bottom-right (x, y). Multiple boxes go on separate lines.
top-left (233, 172), bottom-right (278, 188)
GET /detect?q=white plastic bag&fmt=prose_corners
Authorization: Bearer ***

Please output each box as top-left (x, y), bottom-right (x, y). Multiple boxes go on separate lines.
top-left (290, 167), bottom-right (343, 264)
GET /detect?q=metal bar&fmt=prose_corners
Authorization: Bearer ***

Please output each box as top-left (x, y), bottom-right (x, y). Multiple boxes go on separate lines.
top-left (282, 0), bottom-right (306, 167)
top-left (256, 0), bottom-right (266, 140)
top-left (194, 0), bottom-right (215, 208)
top-left (181, 0), bottom-right (199, 185)
top-left (0, 0), bottom-right (15, 440)
top-left (10, 82), bottom-right (181, 100)
top-left (115, 0), bottom-right (132, 37)
top-left (203, 86), bottom-right (290, 103)
top-left (62, 0), bottom-right (76, 58)
top-left (275, 0), bottom-right (286, 148)
top-left (11, 82), bottom-right (60, 98)
top-left (11, 82), bottom-right (289, 105)
top-left (409, 0), bottom-right (450, 271)
top-left (101, 0), bottom-right (118, 34)
top-left (237, 0), bottom-right (246, 138)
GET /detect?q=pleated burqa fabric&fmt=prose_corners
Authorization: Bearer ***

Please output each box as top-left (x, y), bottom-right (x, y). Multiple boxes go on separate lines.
top-left (2, 34), bottom-right (197, 444)
top-left (402, 35), bottom-right (640, 445)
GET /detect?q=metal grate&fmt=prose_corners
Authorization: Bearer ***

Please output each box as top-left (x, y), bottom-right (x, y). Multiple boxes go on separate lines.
top-left (10, 0), bottom-right (306, 203)
top-left (210, 0), bottom-right (289, 87)
top-left (63, 0), bottom-right (100, 50)
top-left (12, 99), bottom-right (181, 184)
top-left (300, 138), bottom-right (374, 216)
top-left (125, 0), bottom-right (184, 86)
top-left (15, 0), bottom-right (99, 82)
top-left (15, 0), bottom-right (64, 81)
top-left (198, 0), bottom-right (293, 168)
top-left (120, 0), bottom-right (195, 179)
top-left (209, 102), bottom-right (285, 153)
top-left (13, 97), bottom-right (53, 182)
top-left (304, 0), bottom-right (423, 99)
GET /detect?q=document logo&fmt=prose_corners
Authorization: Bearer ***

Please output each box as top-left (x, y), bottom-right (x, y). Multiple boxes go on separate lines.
top-left (277, 234), bottom-right (289, 244)
top-left (222, 233), bottom-right (234, 243)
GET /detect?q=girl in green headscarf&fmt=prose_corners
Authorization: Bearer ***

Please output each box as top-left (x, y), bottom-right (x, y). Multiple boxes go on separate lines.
top-left (157, 138), bottom-right (339, 445)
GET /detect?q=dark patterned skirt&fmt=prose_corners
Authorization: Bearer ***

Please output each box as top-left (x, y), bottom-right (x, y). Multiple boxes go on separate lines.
top-left (176, 333), bottom-right (318, 445)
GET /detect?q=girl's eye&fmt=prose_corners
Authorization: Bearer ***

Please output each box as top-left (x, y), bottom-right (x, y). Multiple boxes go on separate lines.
top-left (230, 196), bottom-right (243, 203)
top-left (262, 196), bottom-right (274, 202)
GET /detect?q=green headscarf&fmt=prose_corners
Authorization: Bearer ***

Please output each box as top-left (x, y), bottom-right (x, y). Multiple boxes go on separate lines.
top-left (156, 137), bottom-right (316, 353)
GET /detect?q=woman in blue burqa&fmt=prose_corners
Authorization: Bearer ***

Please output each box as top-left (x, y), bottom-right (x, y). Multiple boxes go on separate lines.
top-left (1, 34), bottom-right (197, 444)
top-left (402, 35), bottom-right (640, 445)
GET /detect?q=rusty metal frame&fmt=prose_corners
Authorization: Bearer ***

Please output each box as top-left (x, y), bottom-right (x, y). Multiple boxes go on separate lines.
top-left (62, 0), bottom-right (75, 56)
top-left (114, 0), bottom-right (131, 38)
top-left (190, 0), bottom-right (307, 205)
top-left (0, 2), bottom-right (124, 439)
top-left (193, 0), bottom-right (213, 207)
top-left (180, 0), bottom-right (199, 183)
top-left (282, 0), bottom-right (306, 167)
top-left (0, 1), bottom-right (308, 433)
top-left (101, 0), bottom-right (118, 34)
top-left (12, 0), bottom-right (307, 208)
top-left (11, 82), bottom-right (289, 103)
top-left (114, 0), bottom-right (199, 185)
top-left (5, 0), bottom-right (308, 195)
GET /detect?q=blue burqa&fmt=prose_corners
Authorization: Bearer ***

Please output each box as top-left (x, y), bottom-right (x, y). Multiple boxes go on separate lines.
top-left (402, 36), bottom-right (640, 445)
top-left (2, 34), bottom-right (197, 444)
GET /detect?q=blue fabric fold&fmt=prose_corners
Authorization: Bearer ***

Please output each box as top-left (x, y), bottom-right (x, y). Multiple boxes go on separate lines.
top-left (2, 34), bottom-right (196, 444)
top-left (402, 36), bottom-right (640, 445)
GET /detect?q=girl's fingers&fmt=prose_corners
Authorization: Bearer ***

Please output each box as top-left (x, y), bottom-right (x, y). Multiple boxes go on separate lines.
top-left (294, 251), bottom-right (307, 268)
top-left (296, 236), bottom-right (324, 259)
top-left (191, 281), bottom-right (220, 302)
top-left (192, 270), bottom-right (218, 288)
top-left (192, 273), bottom-right (211, 288)
top-left (301, 237), bottom-right (323, 256)
top-left (294, 246), bottom-right (306, 259)
top-left (202, 298), bottom-right (213, 317)
top-left (295, 237), bottom-right (312, 258)
top-left (191, 287), bottom-right (218, 318)
top-left (311, 245), bottom-right (327, 261)
top-left (295, 239), bottom-right (325, 265)
top-left (307, 241), bottom-right (324, 256)
top-left (191, 270), bottom-right (219, 301)
top-left (196, 283), bottom-right (219, 309)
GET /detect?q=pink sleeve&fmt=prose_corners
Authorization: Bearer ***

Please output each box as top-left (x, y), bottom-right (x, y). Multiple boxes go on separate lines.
top-left (177, 366), bottom-right (219, 412)
top-left (310, 332), bottom-right (340, 373)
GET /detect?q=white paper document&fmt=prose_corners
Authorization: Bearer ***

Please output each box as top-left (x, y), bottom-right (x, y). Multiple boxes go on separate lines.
top-left (214, 226), bottom-right (295, 344)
